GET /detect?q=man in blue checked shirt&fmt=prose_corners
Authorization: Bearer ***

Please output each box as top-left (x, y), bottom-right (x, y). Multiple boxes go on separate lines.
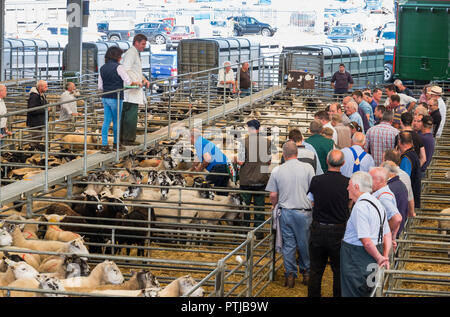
top-left (369, 167), bottom-right (402, 250)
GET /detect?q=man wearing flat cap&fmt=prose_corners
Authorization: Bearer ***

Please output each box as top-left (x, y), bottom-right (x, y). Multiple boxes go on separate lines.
top-left (428, 86), bottom-right (446, 137)
top-left (237, 120), bottom-right (273, 239)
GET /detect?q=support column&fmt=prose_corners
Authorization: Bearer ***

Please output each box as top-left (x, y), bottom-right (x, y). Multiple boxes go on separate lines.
top-left (66, 0), bottom-right (83, 74)
top-left (0, 0), bottom-right (5, 81)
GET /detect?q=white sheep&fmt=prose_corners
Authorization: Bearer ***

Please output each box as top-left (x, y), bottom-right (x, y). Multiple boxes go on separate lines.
top-left (5, 275), bottom-right (66, 297)
top-left (0, 258), bottom-right (39, 287)
top-left (43, 214), bottom-right (81, 242)
top-left (64, 269), bottom-right (159, 293)
top-left (90, 275), bottom-right (204, 297)
top-left (37, 254), bottom-right (90, 279)
top-left (9, 225), bottom-right (89, 261)
top-left (438, 208), bottom-right (450, 235)
top-left (60, 260), bottom-right (123, 288)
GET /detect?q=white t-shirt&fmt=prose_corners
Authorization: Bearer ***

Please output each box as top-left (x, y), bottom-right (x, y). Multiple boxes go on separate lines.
top-left (217, 68), bottom-right (235, 89)
top-left (436, 97), bottom-right (446, 137)
top-left (384, 93), bottom-right (417, 108)
top-left (324, 121), bottom-right (338, 145)
top-left (0, 99), bottom-right (7, 129)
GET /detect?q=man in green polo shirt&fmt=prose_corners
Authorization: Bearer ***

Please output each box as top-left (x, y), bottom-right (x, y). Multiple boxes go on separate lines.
top-left (305, 120), bottom-right (334, 172)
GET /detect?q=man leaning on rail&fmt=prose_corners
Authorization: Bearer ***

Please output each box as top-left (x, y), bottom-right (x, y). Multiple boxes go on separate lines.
top-left (26, 80), bottom-right (49, 150)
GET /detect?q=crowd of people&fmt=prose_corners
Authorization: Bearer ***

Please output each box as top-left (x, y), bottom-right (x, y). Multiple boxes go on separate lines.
top-left (264, 75), bottom-right (446, 297)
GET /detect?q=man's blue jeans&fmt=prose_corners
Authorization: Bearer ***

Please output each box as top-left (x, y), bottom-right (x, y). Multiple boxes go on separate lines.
top-left (280, 208), bottom-right (312, 277)
top-left (102, 97), bottom-right (123, 146)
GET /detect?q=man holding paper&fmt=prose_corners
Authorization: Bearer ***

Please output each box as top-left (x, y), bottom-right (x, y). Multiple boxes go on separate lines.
top-left (121, 33), bottom-right (151, 146)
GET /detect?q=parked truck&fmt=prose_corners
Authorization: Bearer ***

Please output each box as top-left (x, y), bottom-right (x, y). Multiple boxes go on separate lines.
top-left (393, 0), bottom-right (450, 82)
top-left (281, 44), bottom-right (385, 89)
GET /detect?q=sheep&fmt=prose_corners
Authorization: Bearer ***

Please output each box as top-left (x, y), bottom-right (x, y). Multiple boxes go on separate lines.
top-left (7, 167), bottom-right (41, 180)
top-left (0, 258), bottom-right (39, 287)
top-left (8, 224), bottom-right (89, 261)
top-left (43, 214), bottom-right (82, 242)
top-left (438, 208), bottom-right (450, 235)
top-left (3, 215), bottom-right (39, 240)
top-left (5, 275), bottom-right (66, 297)
top-left (90, 275), bottom-right (204, 297)
top-left (60, 130), bottom-right (99, 151)
top-left (64, 269), bottom-right (159, 293)
top-left (0, 228), bottom-right (41, 270)
top-left (37, 254), bottom-right (90, 279)
top-left (60, 260), bottom-right (124, 288)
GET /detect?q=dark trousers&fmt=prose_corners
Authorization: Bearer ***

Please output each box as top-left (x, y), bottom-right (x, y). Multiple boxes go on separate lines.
top-left (120, 102), bottom-right (139, 143)
top-left (206, 164), bottom-right (229, 196)
top-left (308, 220), bottom-right (346, 297)
top-left (240, 185), bottom-right (266, 228)
top-left (333, 88), bottom-right (348, 101)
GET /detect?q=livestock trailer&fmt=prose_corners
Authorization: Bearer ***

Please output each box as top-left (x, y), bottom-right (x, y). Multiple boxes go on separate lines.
top-left (394, 0), bottom-right (450, 82)
top-left (281, 44), bottom-right (386, 89)
top-left (177, 37), bottom-right (260, 77)
top-left (2, 38), bottom-right (64, 80)
top-left (62, 41), bottom-right (151, 78)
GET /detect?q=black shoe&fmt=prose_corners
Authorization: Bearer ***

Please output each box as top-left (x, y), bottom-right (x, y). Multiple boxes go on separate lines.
top-left (302, 272), bottom-right (310, 286)
top-left (112, 143), bottom-right (125, 151)
top-left (285, 273), bottom-right (295, 288)
top-left (100, 145), bottom-right (111, 153)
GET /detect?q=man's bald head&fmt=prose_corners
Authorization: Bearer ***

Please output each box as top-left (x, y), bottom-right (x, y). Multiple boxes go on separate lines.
top-left (352, 132), bottom-right (366, 146)
top-left (369, 167), bottom-right (388, 191)
top-left (327, 149), bottom-right (345, 169)
top-left (37, 80), bottom-right (48, 93)
top-left (342, 96), bottom-right (354, 105)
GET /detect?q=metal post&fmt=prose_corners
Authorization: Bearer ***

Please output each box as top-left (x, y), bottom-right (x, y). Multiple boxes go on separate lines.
top-left (250, 60), bottom-right (254, 108)
top-left (83, 99), bottom-right (87, 176)
top-left (116, 91), bottom-right (120, 162)
top-left (270, 219), bottom-right (276, 282)
top-left (215, 259), bottom-right (226, 297)
top-left (0, 0), bottom-right (5, 81)
top-left (44, 108), bottom-right (49, 192)
top-left (26, 193), bottom-right (32, 218)
top-left (262, 57), bottom-right (265, 91)
top-left (272, 55), bottom-right (275, 97)
top-left (111, 228), bottom-right (115, 255)
top-left (146, 206), bottom-right (152, 257)
top-left (207, 71), bottom-right (211, 125)
top-left (144, 91), bottom-right (148, 149)
top-left (223, 66), bottom-right (226, 118)
top-left (245, 231), bottom-right (254, 297)
top-left (67, 177), bottom-right (73, 199)
top-left (168, 80), bottom-right (172, 139)
top-left (281, 54), bottom-right (286, 94)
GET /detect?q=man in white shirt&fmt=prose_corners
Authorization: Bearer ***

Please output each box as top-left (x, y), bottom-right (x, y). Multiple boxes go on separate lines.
top-left (0, 85), bottom-right (12, 146)
top-left (315, 110), bottom-right (338, 145)
top-left (384, 84), bottom-right (416, 111)
top-left (121, 34), bottom-right (150, 146)
top-left (428, 85), bottom-right (446, 137)
top-left (217, 61), bottom-right (237, 96)
top-left (59, 82), bottom-right (81, 130)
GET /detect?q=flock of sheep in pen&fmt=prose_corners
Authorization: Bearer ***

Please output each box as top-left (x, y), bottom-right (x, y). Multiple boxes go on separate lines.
top-left (0, 95), bottom-right (339, 297)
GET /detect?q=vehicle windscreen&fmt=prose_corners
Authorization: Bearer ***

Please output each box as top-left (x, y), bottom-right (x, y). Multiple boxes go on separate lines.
top-left (172, 26), bottom-right (189, 34)
top-left (330, 27), bottom-right (352, 36)
top-left (151, 55), bottom-right (175, 65)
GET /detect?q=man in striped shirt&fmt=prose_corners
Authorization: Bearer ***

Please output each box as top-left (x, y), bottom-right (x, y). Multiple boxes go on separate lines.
top-left (365, 111), bottom-right (399, 166)
top-left (390, 94), bottom-right (408, 129)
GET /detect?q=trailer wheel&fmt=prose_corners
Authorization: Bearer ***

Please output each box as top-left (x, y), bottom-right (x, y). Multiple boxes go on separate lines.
top-left (109, 35), bottom-right (120, 41)
top-left (384, 63), bottom-right (393, 82)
